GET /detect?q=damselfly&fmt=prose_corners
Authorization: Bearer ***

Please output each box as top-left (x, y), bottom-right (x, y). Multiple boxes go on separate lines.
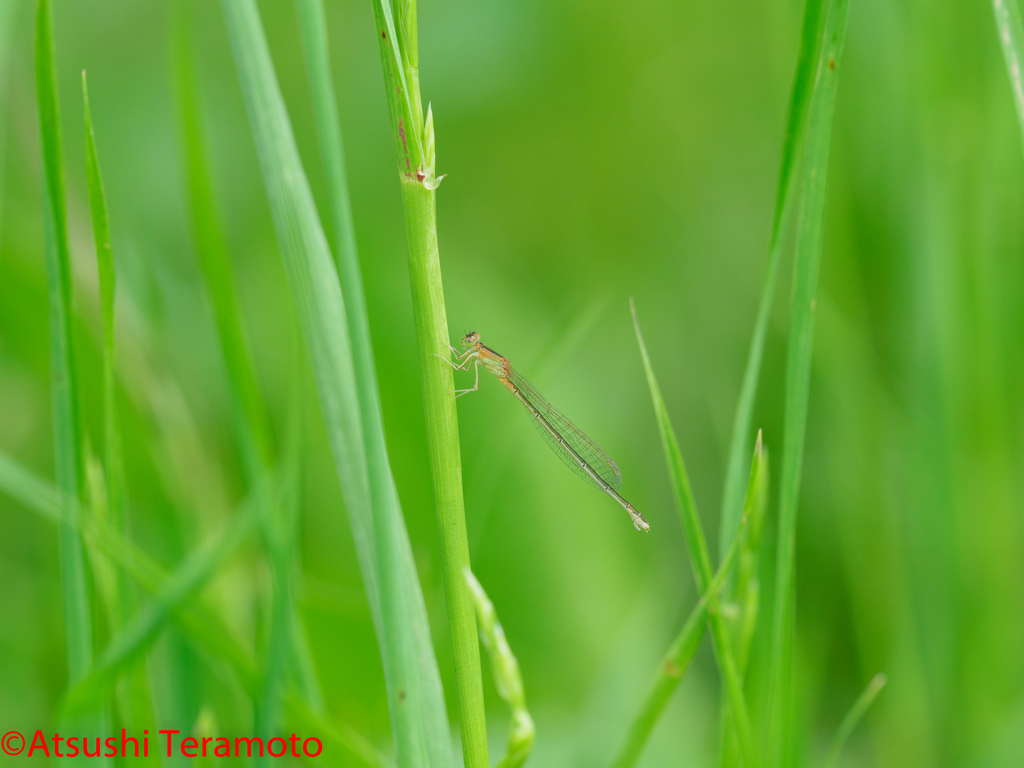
top-left (444, 332), bottom-right (650, 532)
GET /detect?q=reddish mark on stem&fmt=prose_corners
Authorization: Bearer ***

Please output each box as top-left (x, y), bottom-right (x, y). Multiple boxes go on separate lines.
top-left (662, 659), bottom-right (682, 677)
top-left (382, 30), bottom-right (387, 40)
top-left (828, 56), bottom-right (835, 70)
top-left (398, 118), bottom-right (411, 169)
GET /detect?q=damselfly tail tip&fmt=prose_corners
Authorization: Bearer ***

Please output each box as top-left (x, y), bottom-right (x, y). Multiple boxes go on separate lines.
top-left (631, 510), bottom-right (650, 533)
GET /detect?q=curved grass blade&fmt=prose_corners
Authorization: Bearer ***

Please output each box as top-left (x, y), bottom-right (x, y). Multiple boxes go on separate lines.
top-left (767, 1), bottom-right (852, 764)
top-left (611, 502), bottom-right (753, 768)
top-left (823, 674), bottom-right (886, 768)
top-left (465, 569), bottom-right (534, 768)
top-left (218, 2), bottom-right (452, 765)
top-left (631, 299), bottom-right (761, 768)
top-left (991, 0), bottom-right (1024, 151)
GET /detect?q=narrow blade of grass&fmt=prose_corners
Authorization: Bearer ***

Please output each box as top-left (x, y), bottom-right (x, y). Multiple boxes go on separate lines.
top-left (173, 11), bottom-right (313, 756)
top-left (611, 500), bottom-right (753, 768)
top-left (218, 2), bottom-right (452, 765)
top-left (632, 299), bottom-right (761, 768)
top-left (36, 0), bottom-right (94, 687)
top-left (718, 0), bottom-right (827, 564)
top-left (369, 0), bottom-right (488, 764)
top-left (767, 1), bottom-right (852, 765)
top-left (991, 0), bottom-right (1024, 151)
top-left (173, 5), bottom-right (274, 477)
top-left (83, 71), bottom-right (126, 546)
top-left (465, 569), bottom-right (534, 768)
top-left (83, 70), bottom-right (163, 767)
top-left (823, 674), bottom-right (886, 768)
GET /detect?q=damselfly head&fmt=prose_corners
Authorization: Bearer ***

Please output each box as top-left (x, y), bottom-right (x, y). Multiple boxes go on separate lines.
top-left (461, 332), bottom-right (480, 348)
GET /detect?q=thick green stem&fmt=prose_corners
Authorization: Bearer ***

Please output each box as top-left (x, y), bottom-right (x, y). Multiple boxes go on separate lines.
top-left (400, 177), bottom-right (488, 768)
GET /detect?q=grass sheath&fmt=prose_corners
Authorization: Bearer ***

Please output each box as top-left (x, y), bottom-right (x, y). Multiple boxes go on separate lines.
top-left (611, 501), bottom-right (754, 768)
top-left (991, 0), bottom-right (1024, 150)
top-left (218, 1), bottom-right (452, 765)
top-left (632, 300), bottom-right (761, 768)
top-left (823, 674), bottom-right (886, 768)
top-left (766, 0), bottom-right (851, 764)
top-left (370, 1), bottom-right (488, 765)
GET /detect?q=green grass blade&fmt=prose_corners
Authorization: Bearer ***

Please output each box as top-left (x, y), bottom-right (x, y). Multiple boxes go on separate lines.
top-left (991, 0), bottom-right (1024, 151)
top-left (218, 2), bottom-right (453, 766)
top-left (611, 505), bottom-right (752, 768)
top-left (823, 674), bottom-right (886, 768)
top-left (0, 452), bottom-right (386, 768)
top-left (36, 0), bottom-right (94, 687)
top-left (173, 11), bottom-right (305, 754)
top-left (632, 299), bottom-right (761, 768)
top-left (294, 0), bottom-right (369, 383)
top-left (718, 0), bottom-right (826, 563)
top-left (465, 569), bottom-right (534, 768)
top-left (368, 1), bottom-right (488, 764)
top-left (83, 71), bottom-right (126, 538)
top-left (767, 1), bottom-right (852, 764)
top-left (83, 71), bottom-right (163, 767)
top-left (173, 6), bottom-right (274, 476)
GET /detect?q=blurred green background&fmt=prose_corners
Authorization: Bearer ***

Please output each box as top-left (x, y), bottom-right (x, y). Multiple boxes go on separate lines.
top-left (2, 0), bottom-right (1024, 766)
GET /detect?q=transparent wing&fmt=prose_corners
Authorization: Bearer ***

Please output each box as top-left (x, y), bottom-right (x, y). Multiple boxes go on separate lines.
top-left (508, 366), bottom-right (622, 491)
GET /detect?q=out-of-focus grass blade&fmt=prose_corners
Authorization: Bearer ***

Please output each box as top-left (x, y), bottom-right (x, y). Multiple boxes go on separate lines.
top-left (83, 70), bottom-right (163, 768)
top-left (465, 569), bottom-right (534, 768)
top-left (0, 452), bottom-right (387, 768)
top-left (218, 2), bottom-right (452, 766)
top-left (716, 8), bottom-right (826, 764)
top-left (294, 0), bottom-right (370, 384)
top-left (718, 0), bottom-right (824, 564)
top-left (991, 0), bottom-right (1024, 150)
top-left (823, 674), bottom-right (886, 768)
top-left (631, 299), bottom-right (761, 768)
top-left (173, 4), bottom-right (274, 477)
top-left (62, 493), bottom-right (265, 715)
top-left (611, 504), bottom-right (752, 768)
top-left (173, 11), bottom-right (305, 758)
top-left (767, 1), bottom-right (851, 765)
top-left (83, 71), bottom-right (126, 546)
top-left (36, 0), bottom-right (95, 688)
